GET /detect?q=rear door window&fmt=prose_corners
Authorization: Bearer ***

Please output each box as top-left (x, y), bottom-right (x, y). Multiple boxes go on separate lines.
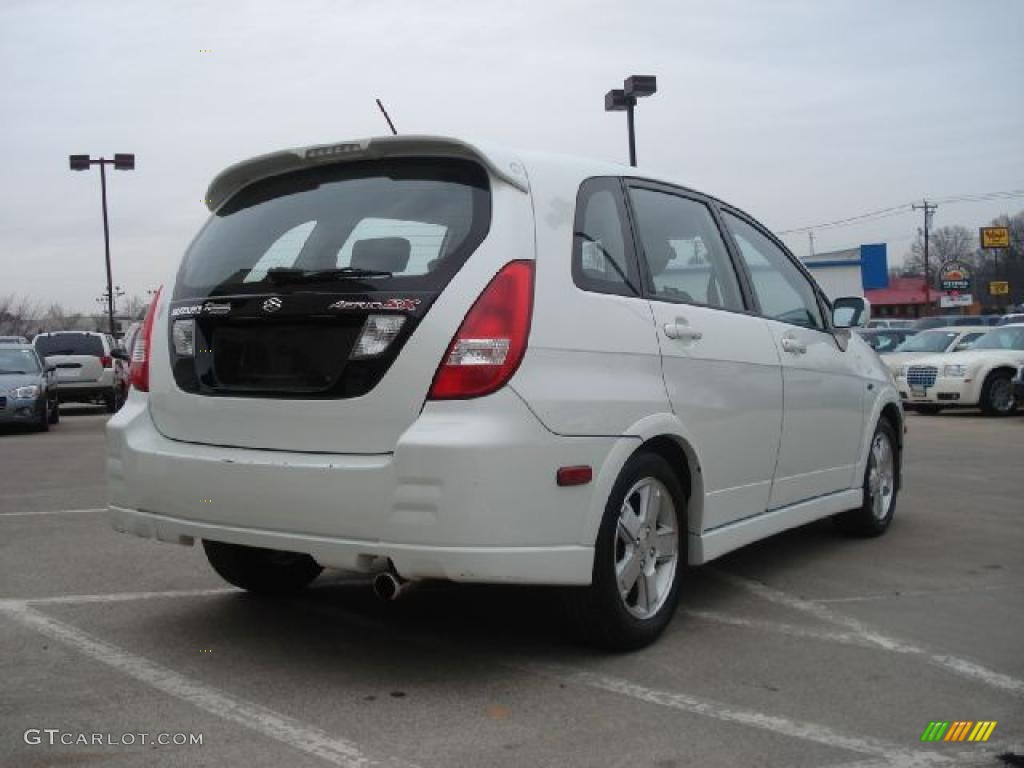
top-left (627, 186), bottom-right (744, 311)
top-left (175, 158), bottom-right (491, 300)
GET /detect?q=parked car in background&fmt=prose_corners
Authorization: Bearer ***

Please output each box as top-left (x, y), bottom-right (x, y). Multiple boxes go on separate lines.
top-left (0, 336), bottom-right (30, 344)
top-left (1014, 364), bottom-right (1024, 404)
top-left (0, 344), bottom-right (59, 431)
top-left (911, 315), bottom-right (1000, 330)
top-left (896, 324), bottom-right (1024, 415)
top-left (882, 326), bottom-right (989, 379)
top-left (998, 313), bottom-right (1024, 326)
top-left (107, 136), bottom-right (904, 650)
top-left (865, 319), bottom-right (914, 329)
top-left (32, 331), bottom-right (129, 412)
top-left (855, 328), bottom-right (916, 353)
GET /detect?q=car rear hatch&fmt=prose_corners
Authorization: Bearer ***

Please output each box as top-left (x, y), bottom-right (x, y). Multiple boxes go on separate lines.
top-left (148, 141), bottom-right (533, 454)
top-left (33, 334), bottom-right (106, 385)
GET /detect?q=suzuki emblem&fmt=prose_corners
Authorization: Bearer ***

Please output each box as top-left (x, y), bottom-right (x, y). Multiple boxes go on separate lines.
top-left (262, 297), bottom-right (283, 313)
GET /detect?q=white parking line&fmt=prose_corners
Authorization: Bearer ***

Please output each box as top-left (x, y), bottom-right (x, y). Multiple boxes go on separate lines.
top-left (0, 601), bottom-right (416, 768)
top-left (0, 507), bottom-right (106, 517)
top-left (684, 609), bottom-right (879, 649)
top-left (711, 571), bottom-right (1024, 698)
top-left (21, 588), bottom-right (239, 605)
top-left (521, 662), bottom-right (952, 768)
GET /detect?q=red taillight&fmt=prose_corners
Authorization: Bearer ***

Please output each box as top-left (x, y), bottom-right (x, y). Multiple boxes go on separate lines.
top-left (130, 286), bottom-right (162, 392)
top-left (100, 355), bottom-right (113, 369)
top-left (428, 260), bottom-right (534, 400)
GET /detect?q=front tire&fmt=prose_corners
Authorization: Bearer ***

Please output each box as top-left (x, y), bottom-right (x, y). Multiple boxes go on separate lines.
top-left (202, 540), bottom-right (323, 594)
top-left (979, 371), bottom-right (1016, 417)
top-left (834, 419), bottom-right (899, 537)
top-left (48, 399), bottom-right (60, 424)
top-left (567, 452), bottom-right (686, 651)
top-left (36, 400), bottom-right (50, 432)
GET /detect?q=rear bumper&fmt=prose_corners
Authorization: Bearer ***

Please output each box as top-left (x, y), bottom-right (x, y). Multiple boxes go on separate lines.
top-left (107, 389), bottom-right (616, 585)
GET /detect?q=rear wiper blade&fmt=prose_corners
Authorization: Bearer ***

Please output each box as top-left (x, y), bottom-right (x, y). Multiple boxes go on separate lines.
top-left (266, 267), bottom-right (392, 283)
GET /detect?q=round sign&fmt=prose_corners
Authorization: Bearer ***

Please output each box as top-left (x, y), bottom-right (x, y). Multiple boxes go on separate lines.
top-left (939, 261), bottom-right (972, 293)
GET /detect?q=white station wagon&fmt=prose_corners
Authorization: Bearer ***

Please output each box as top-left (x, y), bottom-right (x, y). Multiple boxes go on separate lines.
top-left (108, 136), bottom-right (903, 649)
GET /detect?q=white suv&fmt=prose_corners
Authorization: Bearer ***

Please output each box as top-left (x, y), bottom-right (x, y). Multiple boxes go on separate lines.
top-left (108, 136), bottom-right (903, 649)
top-left (34, 331), bottom-right (129, 412)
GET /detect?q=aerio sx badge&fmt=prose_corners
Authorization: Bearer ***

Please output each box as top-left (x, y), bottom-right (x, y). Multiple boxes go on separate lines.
top-left (327, 298), bottom-right (421, 312)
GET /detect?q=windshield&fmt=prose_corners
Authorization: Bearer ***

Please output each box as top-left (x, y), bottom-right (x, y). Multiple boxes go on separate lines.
top-left (970, 326), bottom-right (1024, 350)
top-left (894, 330), bottom-right (959, 353)
top-left (174, 158), bottom-right (491, 299)
top-left (0, 348), bottom-right (41, 373)
top-left (33, 333), bottom-right (104, 357)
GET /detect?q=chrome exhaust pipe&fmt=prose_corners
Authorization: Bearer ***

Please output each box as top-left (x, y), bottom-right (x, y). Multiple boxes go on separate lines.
top-left (372, 572), bottom-right (416, 601)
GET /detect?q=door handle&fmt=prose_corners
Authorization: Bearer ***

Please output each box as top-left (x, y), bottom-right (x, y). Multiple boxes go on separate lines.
top-left (663, 320), bottom-right (703, 342)
top-left (781, 337), bottom-right (807, 354)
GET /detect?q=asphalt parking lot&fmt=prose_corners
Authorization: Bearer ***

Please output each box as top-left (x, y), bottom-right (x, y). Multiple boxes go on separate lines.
top-left (1, 407), bottom-right (1021, 768)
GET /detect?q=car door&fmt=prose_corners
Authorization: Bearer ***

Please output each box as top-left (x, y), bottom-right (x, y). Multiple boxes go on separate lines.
top-left (721, 209), bottom-right (866, 510)
top-left (625, 182), bottom-right (783, 531)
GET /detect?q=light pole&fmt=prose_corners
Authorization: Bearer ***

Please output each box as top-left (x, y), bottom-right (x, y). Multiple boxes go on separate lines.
top-left (70, 153), bottom-right (135, 336)
top-left (604, 75), bottom-right (657, 167)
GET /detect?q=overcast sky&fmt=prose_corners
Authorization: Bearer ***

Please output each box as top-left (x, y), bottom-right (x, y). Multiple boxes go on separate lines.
top-left (2, 0), bottom-right (1022, 312)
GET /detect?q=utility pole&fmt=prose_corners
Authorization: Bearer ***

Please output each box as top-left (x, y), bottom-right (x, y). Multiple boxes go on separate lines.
top-left (912, 200), bottom-right (938, 314)
top-left (808, 230), bottom-right (816, 258)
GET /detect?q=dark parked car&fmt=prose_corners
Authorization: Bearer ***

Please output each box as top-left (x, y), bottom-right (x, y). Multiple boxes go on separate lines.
top-left (0, 344), bottom-right (59, 431)
top-left (855, 328), bottom-right (917, 353)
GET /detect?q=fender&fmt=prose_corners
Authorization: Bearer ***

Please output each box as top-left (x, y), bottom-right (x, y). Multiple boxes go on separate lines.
top-left (854, 383), bottom-right (904, 484)
top-left (579, 412), bottom-right (707, 552)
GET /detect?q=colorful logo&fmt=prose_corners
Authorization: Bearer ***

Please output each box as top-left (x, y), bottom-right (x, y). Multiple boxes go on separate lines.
top-left (920, 721), bottom-right (996, 742)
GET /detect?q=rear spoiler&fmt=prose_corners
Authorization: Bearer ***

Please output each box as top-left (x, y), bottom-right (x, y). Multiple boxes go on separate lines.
top-left (204, 135), bottom-right (530, 212)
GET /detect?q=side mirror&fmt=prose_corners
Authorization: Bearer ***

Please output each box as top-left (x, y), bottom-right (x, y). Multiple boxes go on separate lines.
top-left (832, 296), bottom-right (871, 329)
top-left (45, 363), bottom-right (56, 372)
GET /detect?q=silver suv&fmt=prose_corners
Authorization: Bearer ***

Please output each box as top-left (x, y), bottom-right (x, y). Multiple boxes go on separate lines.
top-left (33, 331), bottom-right (129, 412)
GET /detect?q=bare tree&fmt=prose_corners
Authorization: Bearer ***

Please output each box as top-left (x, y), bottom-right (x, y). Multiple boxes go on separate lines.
top-left (42, 303), bottom-right (83, 331)
top-left (902, 225), bottom-right (978, 283)
top-left (122, 294), bottom-right (148, 321)
top-left (0, 294), bottom-right (42, 338)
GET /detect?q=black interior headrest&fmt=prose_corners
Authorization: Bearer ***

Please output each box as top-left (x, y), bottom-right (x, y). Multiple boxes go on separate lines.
top-left (350, 237), bottom-right (411, 273)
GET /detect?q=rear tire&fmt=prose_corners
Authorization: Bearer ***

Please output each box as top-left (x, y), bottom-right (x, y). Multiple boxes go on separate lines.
top-left (202, 540), bottom-right (323, 594)
top-left (566, 452), bottom-right (686, 651)
top-left (979, 371), bottom-right (1016, 417)
top-left (834, 419), bottom-right (899, 537)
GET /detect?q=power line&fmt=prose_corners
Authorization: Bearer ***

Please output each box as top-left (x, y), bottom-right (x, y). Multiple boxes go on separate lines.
top-left (776, 188), bottom-right (1024, 235)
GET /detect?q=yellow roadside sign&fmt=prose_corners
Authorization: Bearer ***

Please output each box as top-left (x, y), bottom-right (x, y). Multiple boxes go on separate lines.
top-left (980, 226), bottom-right (1010, 249)
top-left (989, 281), bottom-right (1009, 296)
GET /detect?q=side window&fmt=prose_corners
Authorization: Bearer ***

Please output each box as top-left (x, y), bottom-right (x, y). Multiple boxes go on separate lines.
top-left (572, 178), bottom-right (641, 296)
top-left (628, 188), bottom-right (744, 311)
top-left (723, 211), bottom-right (824, 329)
top-left (956, 332), bottom-right (983, 350)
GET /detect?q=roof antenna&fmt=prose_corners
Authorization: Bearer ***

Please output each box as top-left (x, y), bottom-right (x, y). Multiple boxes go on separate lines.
top-left (376, 98), bottom-right (398, 135)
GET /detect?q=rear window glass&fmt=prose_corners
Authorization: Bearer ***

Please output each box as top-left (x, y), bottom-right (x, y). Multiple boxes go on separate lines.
top-left (34, 333), bottom-right (104, 357)
top-left (175, 158), bottom-right (491, 299)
